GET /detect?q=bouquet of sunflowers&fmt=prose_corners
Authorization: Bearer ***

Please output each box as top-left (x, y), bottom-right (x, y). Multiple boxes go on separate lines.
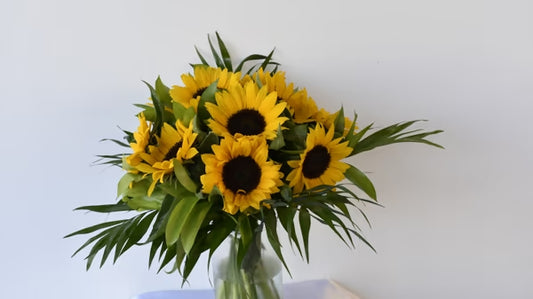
top-left (67, 33), bottom-right (442, 298)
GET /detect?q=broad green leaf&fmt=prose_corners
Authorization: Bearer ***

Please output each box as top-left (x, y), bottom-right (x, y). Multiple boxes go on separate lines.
top-left (269, 125), bottom-right (285, 150)
top-left (280, 185), bottom-right (292, 202)
top-left (155, 76), bottom-right (172, 108)
top-left (333, 107), bottom-right (345, 138)
top-left (117, 173), bottom-right (139, 198)
top-left (181, 201), bottom-right (211, 254)
top-left (165, 195), bottom-right (200, 246)
top-left (133, 104), bottom-right (156, 121)
top-left (173, 101), bottom-right (187, 120)
top-left (173, 101), bottom-right (196, 126)
top-left (173, 161), bottom-right (197, 193)
top-left (238, 214), bottom-right (253, 250)
top-left (206, 216), bottom-right (236, 272)
top-left (144, 195), bottom-right (178, 246)
top-left (126, 194), bottom-right (164, 210)
top-left (344, 165), bottom-right (377, 201)
top-left (157, 179), bottom-right (188, 199)
top-left (196, 81), bottom-right (219, 131)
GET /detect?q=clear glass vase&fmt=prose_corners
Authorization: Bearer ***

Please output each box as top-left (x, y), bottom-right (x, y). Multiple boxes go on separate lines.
top-left (213, 232), bottom-right (283, 299)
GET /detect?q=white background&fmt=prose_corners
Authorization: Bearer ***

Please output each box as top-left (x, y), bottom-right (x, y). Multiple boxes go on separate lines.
top-left (2, 0), bottom-right (532, 298)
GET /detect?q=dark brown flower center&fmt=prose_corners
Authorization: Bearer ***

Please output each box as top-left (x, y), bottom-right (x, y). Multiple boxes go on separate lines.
top-left (192, 87), bottom-right (207, 99)
top-left (163, 141), bottom-right (183, 161)
top-left (302, 145), bottom-right (330, 178)
top-left (227, 109), bottom-right (266, 136)
top-left (222, 156), bottom-right (262, 194)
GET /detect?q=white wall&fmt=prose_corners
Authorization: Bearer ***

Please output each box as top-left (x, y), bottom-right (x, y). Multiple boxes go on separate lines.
top-left (2, 0), bottom-right (532, 298)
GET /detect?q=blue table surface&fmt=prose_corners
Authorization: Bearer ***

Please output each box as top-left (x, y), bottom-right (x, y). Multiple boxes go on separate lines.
top-left (132, 279), bottom-right (360, 299)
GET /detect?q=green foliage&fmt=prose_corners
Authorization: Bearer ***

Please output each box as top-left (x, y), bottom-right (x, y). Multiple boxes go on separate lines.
top-left (347, 120), bottom-right (444, 156)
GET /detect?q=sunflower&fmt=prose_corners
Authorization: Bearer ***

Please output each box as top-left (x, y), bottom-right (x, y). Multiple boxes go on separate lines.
top-left (205, 81), bottom-right (288, 140)
top-left (285, 89), bottom-right (319, 124)
top-left (126, 113), bottom-right (151, 169)
top-left (201, 136), bottom-right (283, 214)
top-left (169, 66), bottom-right (241, 111)
top-left (287, 124), bottom-right (352, 193)
top-left (251, 69), bottom-right (318, 124)
top-left (136, 121), bottom-right (198, 195)
top-left (313, 108), bottom-right (357, 135)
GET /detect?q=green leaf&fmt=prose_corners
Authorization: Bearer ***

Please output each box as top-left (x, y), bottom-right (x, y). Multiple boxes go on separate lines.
top-left (194, 46), bottom-right (209, 66)
top-left (143, 81), bottom-right (164, 135)
top-left (259, 49), bottom-right (276, 71)
top-left (158, 179), bottom-right (189, 199)
top-left (207, 34), bottom-right (224, 68)
top-left (149, 236), bottom-right (164, 268)
top-left (126, 195), bottom-right (164, 211)
top-left (64, 220), bottom-right (126, 238)
top-left (238, 214), bottom-right (253, 251)
top-left (134, 104), bottom-right (156, 121)
top-left (309, 204), bottom-right (353, 248)
top-left (263, 209), bottom-right (290, 275)
top-left (299, 208), bottom-right (311, 263)
top-left (74, 202), bottom-right (132, 213)
top-left (85, 234), bottom-right (110, 270)
top-left (158, 241), bottom-right (178, 273)
top-left (180, 201), bottom-right (212, 254)
top-left (100, 217), bottom-right (139, 268)
top-left (155, 76), bottom-right (172, 108)
top-left (215, 32), bottom-right (232, 71)
top-left (197, 132), bottom-right (219, 154)
top-left (196, 81), bottom-right (219, 131)
top-left (269, 125), bottom-right (285, 150)
top-left (99, 138), bottom-right (130, 148)
top-left (347, 123), bottom-right (372, 152)
top-left (333, 107), bottom-right (345, 137)
top-left (277, 207), bottom-right (302, 257)
top-left (117, 173), bottom-right (139, 198)
top-left (121, 211), bottom-right (157, 253)
top-left (234, 53), bottom-right (277, 73)
top-left (173, 161), bottom-right (197, 193)
top-left (350, 120), bottom-right (443, 155)
top-left (181, 241), bottom-right (203, 284)
top-left (206, 216), bottom-right (236, 272)
top-left (165, 195), bottom-right (200, 246)
top-left (344, 165), bottom-right (377, 201)
top-left (69, 227), bottom-right (116, 258)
